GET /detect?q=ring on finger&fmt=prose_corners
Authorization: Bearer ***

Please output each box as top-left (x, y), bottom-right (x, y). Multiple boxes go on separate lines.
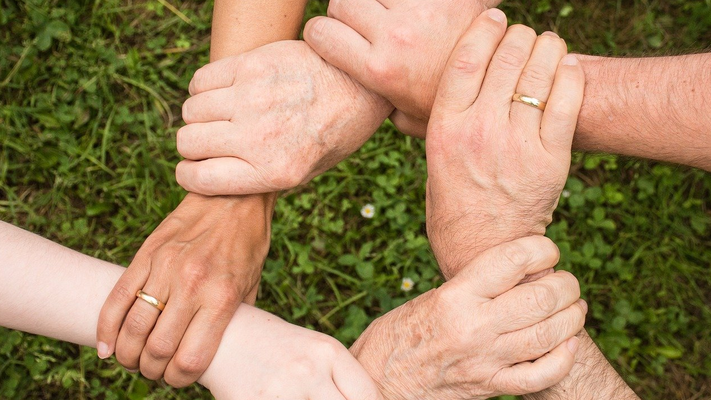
top-left (136, 290), bottom-right (166, 312)
top-left (512, 93), bottom-right (547, 111)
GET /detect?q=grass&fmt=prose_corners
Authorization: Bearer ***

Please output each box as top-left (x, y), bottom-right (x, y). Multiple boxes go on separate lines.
top-left (1, 0), bottom-right (710, 398)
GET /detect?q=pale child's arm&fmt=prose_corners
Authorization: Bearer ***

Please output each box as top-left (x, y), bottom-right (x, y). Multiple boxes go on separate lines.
top-left (0, 221), bottom-right (381, 400)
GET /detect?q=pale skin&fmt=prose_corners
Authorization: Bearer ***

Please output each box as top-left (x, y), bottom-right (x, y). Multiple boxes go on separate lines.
top-left (0, 221), bottom-right (383, 400)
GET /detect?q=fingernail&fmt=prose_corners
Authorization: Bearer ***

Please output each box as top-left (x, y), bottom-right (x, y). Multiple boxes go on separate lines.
top-left (561, 54), bottom-right (579, 66)
top-left (125, 368), bottom-right (139, 374)
top-left (577, 299), bottom-right (588, 314)
top-left (97, 342), bottom-right (112, 359)
top-left (567, 336), bottom-right (580, 354)
top-left (487, 8), bottom-right (506, 23)
top-left (542, 31), bottom-right (559, 38)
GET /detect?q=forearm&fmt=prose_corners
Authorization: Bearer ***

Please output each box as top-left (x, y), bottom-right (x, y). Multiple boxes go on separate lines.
top-left (0, 221), bottom-right (257, 390)
top-left (178, 0), bottom-right (311, 287)
top-left (211, 0), bottom-right (308, 61)
top-left (575, 54), bottom-right (711, 171)
top-left (523, 330), bottom-right (638, 400)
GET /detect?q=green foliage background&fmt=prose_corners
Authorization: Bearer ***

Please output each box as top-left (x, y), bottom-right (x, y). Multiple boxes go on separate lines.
top-left (1, 0), bottom-right (710, 398)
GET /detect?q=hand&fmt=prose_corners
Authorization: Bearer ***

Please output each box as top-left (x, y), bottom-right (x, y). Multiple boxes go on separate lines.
top-left (424, 10), bottom-right (585, 277)
top-left (96, 192), bottom-right (276, 386)
top-left (304, 0), bottom-right (501, 137)
top-left (202, 305), bottom-right (383, 400)
top-left (176, 40), bottom-right (392, 196)
top-left (351, 236), bottom-right (587, 400)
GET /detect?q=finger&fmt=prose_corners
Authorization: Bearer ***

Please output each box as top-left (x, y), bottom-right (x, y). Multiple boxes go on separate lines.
top-left (304, 17), bottom-right (371, 88)
top-left (498, 299), bottom-right (587, 362)
top-left (182, 87), bottom-right (236, 124)
top-left (175, 158), bottom-right (272, 196)
top-left (448, 236), bottom-right (560, 299)
top-left (431, 8), bottom-right (508, 116)
top-left (539, 54), bottom-right (585, 157)
top-left (332, 349), bottom-right (384, 400)
top-left (176, 121), bottom-right (241, 161)
top-left (164, 307), bottom-right (234, 387)
top-left (511, 32), bottom-right (567, 131)
top-left (388, 110), bottom-right (427, 139)
top-left (188, 56), bottom-right (242, 96)
top-left (327, 0), bottom-right (386, 41)
top-left (477, 24), bottom-right (538, 114)
top-left (139, 296), bottom-right (196, 380)
top-left (114, 278), bottom-right (168, 370)
top-left (493, 336), bottom-right (579, 395)
top-left (96, 258), bottom-right (150, 359)
top-left (491, 270), bottom-right (581, 332)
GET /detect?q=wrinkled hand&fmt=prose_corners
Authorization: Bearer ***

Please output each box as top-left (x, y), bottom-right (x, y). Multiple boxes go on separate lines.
top-left (304, 0), bottom-right (501, 137)
top-left (176, 40), bottom-right (392, 196)
top-left (97, 193), bottom-right (275, 386)
top-left (202, 305), bottom-right (383, 400)
top-left (351, 236), bottom-right (587, 400)
top-left (424, 10), bottom-right (585, 277)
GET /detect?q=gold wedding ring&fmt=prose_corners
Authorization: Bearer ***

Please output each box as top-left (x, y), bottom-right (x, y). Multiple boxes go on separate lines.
top-left (136, 290), bottom-right (166, 311)
top-left (512, 93), bottom-right (547, 111)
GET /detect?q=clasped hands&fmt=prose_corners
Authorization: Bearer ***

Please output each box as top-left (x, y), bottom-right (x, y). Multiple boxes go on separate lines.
top-left (98, 2), bottom-right (588, 399)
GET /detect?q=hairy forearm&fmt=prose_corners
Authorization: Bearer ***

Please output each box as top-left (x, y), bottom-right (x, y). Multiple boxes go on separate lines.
top-left (575, 54), bottom-right (711, 171)
top-left (211, 0), bottom-right (308, 61)
top-left (523, 330), bottom-right (638, 400)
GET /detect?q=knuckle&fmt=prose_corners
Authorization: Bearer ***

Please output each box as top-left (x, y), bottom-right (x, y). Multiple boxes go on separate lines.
top-left (387, 26), bottom-right (416, 48)
top-left (520, 64), bottom-right (553, 86)
top-left (145, 336), bottom-right (178, 360)
top-left (545, 103), bottom-right (574, 123)
top-left (192, 167), bottom-right (214, 194)
top-left (182, 262), bottom-right (209, 292)
top-left (558, 271), bottom-right (581, 297)
top-left (365, 57), bottom-right (395, 83)
top-left (173, 352), bottom-right (208, 377)
top-left (450, 46), bottom-right (486, 76)
top-left (271, 168), bottom-right (303, 190)
top-left (501, 241), bottom-right (532, 268)
top-left (125, 312), bottom-right (153, 337)
top-left (531, 284), bottom-right (557, 316)
top-left (534, 320), bottom-right (557, 350)
top-left (113, 283), bottom-right (136, 303)
top-left (493, 46), bottom-right (529, 70)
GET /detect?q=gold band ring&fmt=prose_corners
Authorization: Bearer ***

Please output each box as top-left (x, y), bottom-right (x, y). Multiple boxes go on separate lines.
top-left (512, 93), bottom-right (547, 111)
top-left (136, 290), bottom-right (166, 311)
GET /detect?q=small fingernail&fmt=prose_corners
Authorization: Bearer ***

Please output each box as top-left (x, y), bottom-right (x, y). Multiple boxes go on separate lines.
top-left (487, 8), bottom-right (506, 23)
top-left (577, 299), bottom-right (588, 314)
top-left (567, 336), bottom-right (580, 354)
top-left (125, 368), bottom-right (139, 374)
top-left (97, 342), bottom-right (112, 359)
top-left (542, 31), bottom-right (559, 38)
top-left (561, 54), bottom-right (579, 66)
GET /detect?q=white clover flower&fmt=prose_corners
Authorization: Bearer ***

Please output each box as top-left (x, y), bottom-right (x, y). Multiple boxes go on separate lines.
top-left (360, 204), bottom-right (375, 219)
top-left (400, 277), bottom-right (414, 292)
top-left (561, 190), bottom-right (571, 198)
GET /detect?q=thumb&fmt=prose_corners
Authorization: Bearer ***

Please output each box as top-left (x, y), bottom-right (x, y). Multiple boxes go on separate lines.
top-left (446, 236), bottom-right (560, 299)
